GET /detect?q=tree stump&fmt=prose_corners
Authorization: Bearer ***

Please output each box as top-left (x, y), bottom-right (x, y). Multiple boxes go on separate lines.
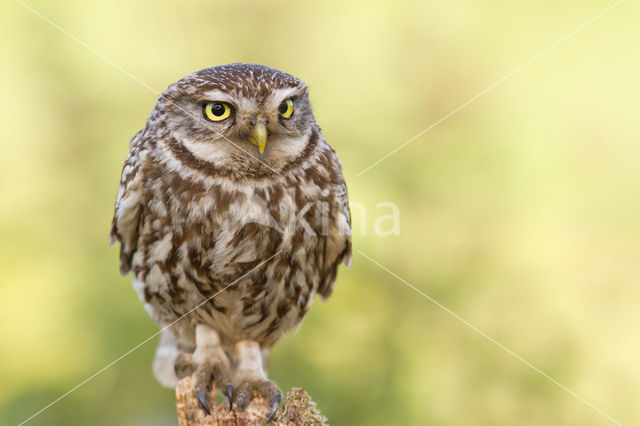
top-left (176, 376), bottom-right (328, 425)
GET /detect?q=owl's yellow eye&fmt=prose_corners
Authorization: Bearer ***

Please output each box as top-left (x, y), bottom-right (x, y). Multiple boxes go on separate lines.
top-left (204, 102), bottom-right (232, 121)
top-left (279, 99), bottom-right (294, 119)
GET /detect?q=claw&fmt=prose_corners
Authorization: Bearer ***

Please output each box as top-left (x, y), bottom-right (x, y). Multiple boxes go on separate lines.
top-left (225, 384), bottom-right (234, 410)
top-left (196, 390), bottom-right (210, 415)
top-left (267, 392), bottom-right (281, 422)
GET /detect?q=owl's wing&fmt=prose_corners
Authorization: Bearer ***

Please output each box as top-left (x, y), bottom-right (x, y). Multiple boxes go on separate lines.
top-left (109, 130), bottom-right (147, 275)
top-left (317, 155), bottom-right (352, 300)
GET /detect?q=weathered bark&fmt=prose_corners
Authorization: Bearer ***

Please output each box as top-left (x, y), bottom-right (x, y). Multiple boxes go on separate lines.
top-left (176, 376), bottom-right (327, 425)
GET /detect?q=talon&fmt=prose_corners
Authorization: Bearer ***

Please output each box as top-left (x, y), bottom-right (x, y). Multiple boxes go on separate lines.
top-left (267, 392), bottom-right (281, 422)
top-left (224, 384), bottom-right (234, 410)
top-left (196, 390), bottom-right (210, 415)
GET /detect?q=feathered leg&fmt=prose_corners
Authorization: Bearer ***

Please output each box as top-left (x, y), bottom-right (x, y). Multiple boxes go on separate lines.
top-left (232, 340), bottom-right (282, 421)
top-left (174, 324), bottom-right (233, 414)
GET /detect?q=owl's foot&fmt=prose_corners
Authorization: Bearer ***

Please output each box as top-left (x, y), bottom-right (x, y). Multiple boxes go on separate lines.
top-left (174, 325), bottom-right (232, 415)
top-left (232, 340), bottom-right (282, 422)
top-left (234, 378), bottom-right (282, 422)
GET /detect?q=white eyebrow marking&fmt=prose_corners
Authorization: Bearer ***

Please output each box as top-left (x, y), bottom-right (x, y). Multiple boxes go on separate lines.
top-left (200, 89), bottom-right (237, 103)
top-left (265, 86), bottom-right (302, 109)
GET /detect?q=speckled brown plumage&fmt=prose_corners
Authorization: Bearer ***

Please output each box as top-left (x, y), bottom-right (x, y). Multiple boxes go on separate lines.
top-left (110, 63), bottom-right (351, 416)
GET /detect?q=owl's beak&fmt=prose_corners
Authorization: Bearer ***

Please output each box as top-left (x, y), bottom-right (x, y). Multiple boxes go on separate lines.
top-left (248, 119), bottom-right (268, 154)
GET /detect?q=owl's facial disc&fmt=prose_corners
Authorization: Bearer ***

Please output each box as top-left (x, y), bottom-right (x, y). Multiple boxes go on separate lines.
top-left (248, 114), bottom-right (268, 154)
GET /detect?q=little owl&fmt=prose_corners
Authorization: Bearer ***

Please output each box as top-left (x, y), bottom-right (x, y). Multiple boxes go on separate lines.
top-left (110, 63), bottom-right (351, 420)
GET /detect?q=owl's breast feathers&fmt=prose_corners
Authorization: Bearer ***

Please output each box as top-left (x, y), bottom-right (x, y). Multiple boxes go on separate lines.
top-left (110, 127), bottom-right (351, 345)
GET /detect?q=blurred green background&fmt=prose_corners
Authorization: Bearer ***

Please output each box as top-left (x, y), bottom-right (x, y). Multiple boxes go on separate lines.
top-left (2, 0), bottom-right (639, 425)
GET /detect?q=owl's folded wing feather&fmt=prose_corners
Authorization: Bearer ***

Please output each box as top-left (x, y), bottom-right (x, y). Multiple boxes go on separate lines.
top-left (317, 157), bottom-right (352, 300)
top-left (109, 130), bottom-right (147, 275)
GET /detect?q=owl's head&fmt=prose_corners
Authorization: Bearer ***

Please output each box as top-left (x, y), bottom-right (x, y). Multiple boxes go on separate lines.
top-left (155, 63), bottom-right (316, 172)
